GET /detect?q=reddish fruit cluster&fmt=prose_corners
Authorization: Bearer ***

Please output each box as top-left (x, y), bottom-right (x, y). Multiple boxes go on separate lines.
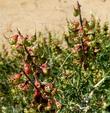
top-left (32, 81), bottom-right (62, 111)
top-left (11, 63), bottom-right (61, 111)
top-left (8, 30), bottom-right (62, 112)
top-left (10, 33), bottom-right (23, 45)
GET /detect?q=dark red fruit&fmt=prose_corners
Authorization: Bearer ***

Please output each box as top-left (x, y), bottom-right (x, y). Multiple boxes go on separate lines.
top-left (34, 89), bottom-right (40, 97)
top-left (34, 80), bottom-right (41, 88)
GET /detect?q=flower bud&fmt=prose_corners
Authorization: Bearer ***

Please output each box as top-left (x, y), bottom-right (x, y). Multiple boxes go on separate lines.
top-left (14, 73), bottom-right (22, 80)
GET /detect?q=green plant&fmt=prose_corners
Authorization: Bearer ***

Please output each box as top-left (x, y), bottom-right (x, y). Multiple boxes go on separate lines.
top-left (1, 1), bottom-right (110, 113)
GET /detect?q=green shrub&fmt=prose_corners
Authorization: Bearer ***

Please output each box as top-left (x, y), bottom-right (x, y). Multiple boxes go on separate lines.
top-left (1, 1), bottom-right (110, 113)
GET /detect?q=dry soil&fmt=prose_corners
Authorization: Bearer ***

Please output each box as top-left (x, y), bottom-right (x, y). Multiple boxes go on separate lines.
top-left (0, 0), bottom-right (110, 48)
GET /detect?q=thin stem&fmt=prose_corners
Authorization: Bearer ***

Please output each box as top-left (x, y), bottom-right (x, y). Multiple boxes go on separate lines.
top-left (59, 52), bottom-right (73, 70)
top-left (23, 70), bottom-right (38, 89)
top-left (17, 28), bottom-right (22, 36)
top-left (77, 1), bottom-right (83, 27)
top-left (88, 76), bottom-right (109, 99)
top-left (23, 45), bottom-right (38, 68)
top-left (77, 1), bottom-right (86, 69)
top-left (23, 45), bottom-right (41, 80)
top-left (82, 76), bottom-right (110, 113)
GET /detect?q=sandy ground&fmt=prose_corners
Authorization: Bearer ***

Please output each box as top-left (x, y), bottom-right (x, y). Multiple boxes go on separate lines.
top-left (0, 0), bottom-right (110, 48)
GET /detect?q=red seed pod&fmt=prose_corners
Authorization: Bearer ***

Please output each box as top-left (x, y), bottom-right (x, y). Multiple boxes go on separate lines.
top-left (40, 63), bottom-right (48, 74)
top-left (11, 73), bottom-right (22, 81)
top-left (17, 34), bottom-right (24, 44)
top-left (27, 47), bottom-right (34, 56)
top-left (19, 35), bottom-right (24, 39)
top-left (34, 89), bottom-right (40, 97)
top-left (11, 34), bottom-right (18, 41)
top-left (79, 26), bottom-right (84, 33)
top-left (14, 73), bottom-right (22, 80)
top-left (34, 80), bottom-right (41, 89)
top-left (24, 63), bottom-right (31, 75)
top-left (28, 48), bottom-right (32, 52)
top-left (10, 34), bottom-right (18, 45)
